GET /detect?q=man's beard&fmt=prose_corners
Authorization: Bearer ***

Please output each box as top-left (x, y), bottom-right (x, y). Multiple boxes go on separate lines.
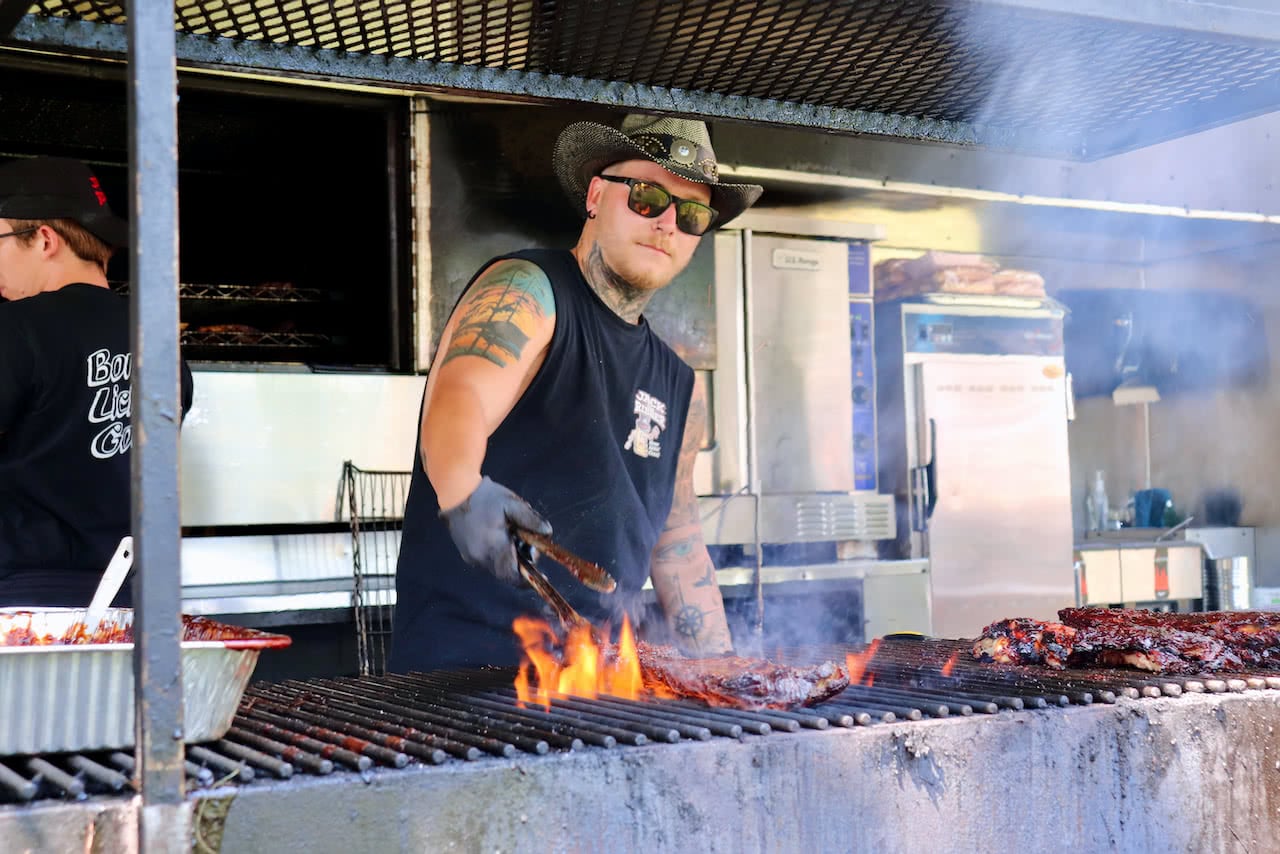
top-left (583, 242), bottom-right (675, 323)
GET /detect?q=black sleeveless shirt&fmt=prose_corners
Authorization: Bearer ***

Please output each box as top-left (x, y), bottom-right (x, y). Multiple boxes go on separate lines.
top-left (391, 249), bottom-right (695, 671)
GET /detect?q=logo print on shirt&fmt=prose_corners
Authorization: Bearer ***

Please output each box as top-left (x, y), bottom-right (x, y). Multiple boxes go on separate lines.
top-left (623, 389), bottom-right (667, 460)
top-left (86, 348), bottom-right (133, 459)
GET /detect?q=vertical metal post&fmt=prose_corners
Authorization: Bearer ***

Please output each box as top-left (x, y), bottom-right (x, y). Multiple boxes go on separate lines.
top-left (127, 0), bottom-right (187, 848)
top-left (740, 229), bottom-right (765, 638)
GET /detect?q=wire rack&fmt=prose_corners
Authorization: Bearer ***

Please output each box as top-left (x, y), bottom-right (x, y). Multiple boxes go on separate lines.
top-left (337, 461), bottom-right (412, 677)
top-left (181, 329), bottom-right (331, 348)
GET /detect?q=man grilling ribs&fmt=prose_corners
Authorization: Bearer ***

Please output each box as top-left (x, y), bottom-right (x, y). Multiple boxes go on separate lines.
top-left (390, 115), bottom-right (763, 671)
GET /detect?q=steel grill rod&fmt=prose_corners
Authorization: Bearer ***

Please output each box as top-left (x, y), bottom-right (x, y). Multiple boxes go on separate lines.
top-left (879, 662), bottom-right (1090, 704)
top-left (116, 748), bottom-right (217, 788)
top-left (824, 690), bottom-right (924, 722)
top-left (226, 726), bottom-right (335, 775)
top-left (771, 685), bottom-right (911, 720)
top-left (406, 683), bottom-right (647, 747)
top-left (185, 746), bottom-right (254, 782)
top-left (215, 738), bottom-right (295, 779)
top-left (67, 755), bottom-right (130, 792)
top-left (406, 671), bottom-right (734, 741)
top-left (657, 695), bottom-right (853, 731)
top-left (871, 678), bottom-right (1032, 711)
top-left (239, 706), bottom-right (405, 768)
top-left (248, 686), bottom-right (458, 763)
top-left (26, 758), bottom-right (84, 799)
top-left (396, 674), bottom-right (686, 745)
top-left (231, 716), bottom-right (368, 772)
top-left (521, 690), bottom-right (752, 737)
top-left (422, 668), bottom-right (849, 734)
top-left (646, 699), bottom-right (780, 733)
top-left (812, 662), bottom-right (993, 715)
top-left (332, 676), bottom-right (571, 752)
top-left (279, 679), bottom-right (534, 757)
top-left (374, 674), bottom-right (602, 750)
top-left (859, 684), bottom-right (986, 716)
top-left (241, 695), bottom-right (413, 767)
top-left (391, 671), bottom-right (687, 743)
top-left (826, 642), bottom-right (1108, 704)
top-left (849, 686), bottom-right (948, 718)
top-left (262, 684), bottom-right (487, 761)
top-left (778, 644), bottom-right (1070, 707)
top-left (0, 760), bottom-right (38, 801)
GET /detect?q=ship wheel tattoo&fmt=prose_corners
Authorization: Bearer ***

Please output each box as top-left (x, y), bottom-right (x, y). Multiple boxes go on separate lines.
top-left (674, 604), bottom-right (705, 639)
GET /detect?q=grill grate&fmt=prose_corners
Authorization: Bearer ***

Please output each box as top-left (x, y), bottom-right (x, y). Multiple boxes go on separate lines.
top-left (4, 637), bottom-right (1280, 805)
top-left (10, 0), bottom-right (1280, 157)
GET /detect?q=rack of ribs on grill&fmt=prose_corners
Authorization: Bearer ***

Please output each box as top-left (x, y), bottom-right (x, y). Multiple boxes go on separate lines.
top-left (1063, 607), bottom-right (1280, 667)
top-left (974, 608), bottom-right (1280, 673)
top-left (634, 643), bottom-right (850, 710)
top-left (972, 618), bottom-right (1078, 668)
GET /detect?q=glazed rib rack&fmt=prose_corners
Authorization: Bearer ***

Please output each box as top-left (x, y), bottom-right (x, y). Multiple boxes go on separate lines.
top-left (4, 637), bottom-right (1280, 805)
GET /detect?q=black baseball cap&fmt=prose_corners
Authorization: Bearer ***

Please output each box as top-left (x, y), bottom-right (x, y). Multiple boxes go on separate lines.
top-left (0, 156), bottom-right (128, 248)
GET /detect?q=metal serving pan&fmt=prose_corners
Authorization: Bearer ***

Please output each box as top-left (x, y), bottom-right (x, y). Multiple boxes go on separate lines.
top-left (0, 608), bottom-right (291, 755)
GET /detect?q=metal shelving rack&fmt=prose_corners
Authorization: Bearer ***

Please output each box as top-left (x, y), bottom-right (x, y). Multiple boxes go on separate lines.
top-left (4, 0), bottom-right (1280, 850)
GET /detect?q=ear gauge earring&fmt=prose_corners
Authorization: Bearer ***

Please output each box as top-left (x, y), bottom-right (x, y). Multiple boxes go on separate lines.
top-left (587, 210), bottom-right (597, 219)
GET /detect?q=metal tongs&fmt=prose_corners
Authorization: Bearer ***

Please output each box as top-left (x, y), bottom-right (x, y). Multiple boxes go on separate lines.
top-left (511, 527), bottom-right (616, 638)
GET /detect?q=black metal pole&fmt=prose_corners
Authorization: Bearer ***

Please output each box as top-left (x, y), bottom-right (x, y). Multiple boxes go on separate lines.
top-left (127, 0), bottom-right (185, 848)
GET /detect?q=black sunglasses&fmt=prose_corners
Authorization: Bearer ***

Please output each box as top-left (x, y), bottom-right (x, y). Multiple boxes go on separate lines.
top-left (0, 227), bottom-right (37, 240)
top-left (597, 174), bottom-right (718, 236)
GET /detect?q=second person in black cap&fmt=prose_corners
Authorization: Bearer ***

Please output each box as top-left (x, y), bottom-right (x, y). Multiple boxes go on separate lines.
top-left (0, 156), bottom-right (194, 608)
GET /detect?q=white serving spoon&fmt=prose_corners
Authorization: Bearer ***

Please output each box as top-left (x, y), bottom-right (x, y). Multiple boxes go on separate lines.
top-left (82, 536), bottom-right (134, 637)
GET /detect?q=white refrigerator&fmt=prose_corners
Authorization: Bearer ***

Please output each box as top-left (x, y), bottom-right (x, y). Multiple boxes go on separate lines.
top-left (875, 297), bottom-right (1077, 638)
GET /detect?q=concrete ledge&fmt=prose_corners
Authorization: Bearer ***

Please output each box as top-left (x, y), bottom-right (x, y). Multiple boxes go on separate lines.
top-left (4, 692), bottom-right (1280, 852)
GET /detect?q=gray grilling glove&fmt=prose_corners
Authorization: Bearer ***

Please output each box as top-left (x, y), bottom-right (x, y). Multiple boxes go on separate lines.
top-left (440, 476), bottom-right (552, 585)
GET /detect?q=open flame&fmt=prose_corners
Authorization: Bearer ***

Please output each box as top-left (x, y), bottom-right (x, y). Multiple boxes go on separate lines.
top-left (940, 651), bottom-right (960, 677)
top-left (513, 614), bottom-right (645, 709)
top-left (845, 638), bottom-right (881, 686)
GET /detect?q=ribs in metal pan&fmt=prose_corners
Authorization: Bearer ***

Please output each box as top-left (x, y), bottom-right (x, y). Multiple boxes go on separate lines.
top-left (634, 643), bottom-right (850, 710)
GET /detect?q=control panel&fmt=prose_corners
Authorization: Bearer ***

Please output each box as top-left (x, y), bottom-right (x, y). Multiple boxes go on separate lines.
top-left (905, 310), bottom-right (1063, 357)
top-left (849, 243), bottom-right (876, 491)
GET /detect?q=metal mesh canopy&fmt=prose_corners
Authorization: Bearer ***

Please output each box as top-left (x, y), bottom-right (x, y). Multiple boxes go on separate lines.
top-left (7, 0), bottom-right (1280, 157)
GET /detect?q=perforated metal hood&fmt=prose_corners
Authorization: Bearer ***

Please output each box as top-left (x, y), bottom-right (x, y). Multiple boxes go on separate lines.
top-left (4, 0), bottom-right (1280, 158)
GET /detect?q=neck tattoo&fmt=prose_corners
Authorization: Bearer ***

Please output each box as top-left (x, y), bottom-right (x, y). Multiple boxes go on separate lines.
top-left (582, 243), bottom-right (653, 325)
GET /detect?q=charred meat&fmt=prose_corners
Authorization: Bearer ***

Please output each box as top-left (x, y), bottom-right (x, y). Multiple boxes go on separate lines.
top-left (974, 608), bottom-right (1274, 674)
top-left (635, 643), bottom-right (850, 711)
top-left (973, 618), bottom-right (1078, 668)
top-left (1063, 607), bottom-right (1280, 667)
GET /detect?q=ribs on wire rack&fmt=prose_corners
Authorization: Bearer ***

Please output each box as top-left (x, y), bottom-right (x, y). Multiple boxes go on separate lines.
top-left (338, 462), bottom-right (412, 676)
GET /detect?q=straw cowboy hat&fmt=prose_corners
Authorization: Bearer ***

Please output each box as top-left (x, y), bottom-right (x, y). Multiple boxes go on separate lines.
top-left (553, 114), bottom-right (763, 228)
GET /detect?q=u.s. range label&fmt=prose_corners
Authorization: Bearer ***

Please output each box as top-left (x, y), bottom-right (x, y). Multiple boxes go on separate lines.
top-left (772, 247), bottom-right (823, 271)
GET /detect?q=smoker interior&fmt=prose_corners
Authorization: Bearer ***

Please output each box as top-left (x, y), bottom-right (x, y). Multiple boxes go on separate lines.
top-left (0, 65), bottom-right (410, 369)
top-left (4, 636), bottom-right (1280, 806)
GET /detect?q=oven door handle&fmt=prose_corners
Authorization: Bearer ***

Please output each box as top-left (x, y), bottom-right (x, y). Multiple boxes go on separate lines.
top-left (924, 417), bottom-right (938, 520)
top-left (911, 418), bottom-right (938, 532)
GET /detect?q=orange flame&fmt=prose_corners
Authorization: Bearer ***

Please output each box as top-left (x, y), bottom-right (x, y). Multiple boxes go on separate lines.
top-left (845, 638), bottom-right (881, 686)
top-left (940, 651), bottom-right (960, 677)
top-left (512, 614), bottom-right (646, 707)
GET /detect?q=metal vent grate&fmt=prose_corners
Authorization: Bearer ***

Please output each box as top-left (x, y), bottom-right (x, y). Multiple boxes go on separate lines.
top-left (11, 0), bottom-right (1280, 157)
